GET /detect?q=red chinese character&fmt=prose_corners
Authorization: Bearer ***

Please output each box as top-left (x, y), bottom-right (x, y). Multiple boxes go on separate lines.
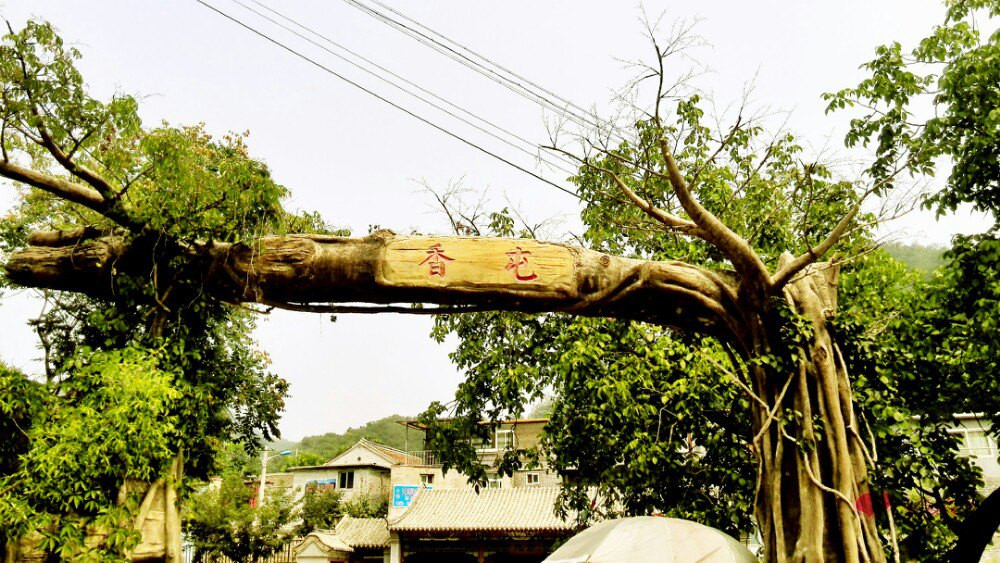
top-left (505, 246), bottom-right (538, 281)
top-left (420, 243), bottom-right (454, 277)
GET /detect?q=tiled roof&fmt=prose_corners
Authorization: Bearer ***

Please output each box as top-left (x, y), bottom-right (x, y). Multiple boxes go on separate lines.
top-left (296, 531), bottom-right (353, 554)
top-left (361, 439), bottom-right (420, 466)
top-left (335, 516), bottom-right (390, 549)
top-left (316, 439), bottom-right (418, 468)
top-left (389, 487), bottom-right (576, 533)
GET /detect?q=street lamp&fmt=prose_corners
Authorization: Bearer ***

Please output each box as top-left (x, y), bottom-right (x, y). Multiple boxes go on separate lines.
top-left (257, 448), bottom-right (293, 507)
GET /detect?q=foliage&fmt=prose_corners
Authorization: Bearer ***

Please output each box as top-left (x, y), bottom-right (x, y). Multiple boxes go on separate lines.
top-left (0, 348), bottom-right (182, 559)
top-left (184, 473), bottom-right (298, 563)
top-left (342, 496), bottom-right (389, 519)
top-left (0, 20), bottom-right (329, 557)
top-left (827, 2), bottom-right (1000, 554)
top-left (296, 486), bottom-right (342, 535)
top-left (877, 234), bottom-right (1000, 423)
top-left (294, 482), bottom-right (385, 536)
top-left (272, 451), bottom-right (326, 473)
top-left (883, 242), bottom-right (945, 274)
top-left (826, 0), bottom-right (1000, 217)
top-left (417, 7), bottom-right (997, 556)
top-left (834, 250), bottom-right (984, 557)
top-left (423, 246), bottom-right (983, 558)
top-left (419, 87), bottom-right (875, 535)
top-left (829, 0), bottom-right (1000, 432)
top-left (291, 415), bottom-right (412, 461)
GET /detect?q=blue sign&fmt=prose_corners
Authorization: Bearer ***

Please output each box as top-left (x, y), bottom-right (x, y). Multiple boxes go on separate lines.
top-left (393, 485), bottom-right (419, 507)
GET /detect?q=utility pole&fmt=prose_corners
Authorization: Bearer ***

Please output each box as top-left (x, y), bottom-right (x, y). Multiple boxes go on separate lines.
top-left (257, 448), bottom-right (292, 507)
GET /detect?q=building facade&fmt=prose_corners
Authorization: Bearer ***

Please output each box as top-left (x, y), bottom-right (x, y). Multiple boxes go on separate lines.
top-left (293, 418), bottom-right (578, 563)
top-left (389, 419), bottom-right (560, 519)
top-left (289, 439), bottom-right (416, 504)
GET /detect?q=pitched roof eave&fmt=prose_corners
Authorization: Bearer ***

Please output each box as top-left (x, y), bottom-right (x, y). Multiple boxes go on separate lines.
top-left (389, 487), bottom-right (576, 534)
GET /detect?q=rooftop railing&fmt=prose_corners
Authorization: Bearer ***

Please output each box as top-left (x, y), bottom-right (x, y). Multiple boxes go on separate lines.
top-left (404, 450), bottom-right (501, 466)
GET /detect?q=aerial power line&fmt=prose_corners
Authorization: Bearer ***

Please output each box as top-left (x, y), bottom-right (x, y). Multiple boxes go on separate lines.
top-left (339, 0), bottom-right (630, 144)
top-left (194, 0), bottom-right (582, 200)
top-left (234, 0), bottom-right (578, 175)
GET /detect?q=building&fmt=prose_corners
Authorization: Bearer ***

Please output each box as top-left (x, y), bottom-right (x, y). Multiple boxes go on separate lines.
top-left (950, 413), bottom-right (1000, 490)
top-left (950, 414), bottom-right (1000, 562)
top-left (289, 439), bottom-right (418, 504)
top-left (390, 419), bottom-right (562, 519)
top-left (293, 418), bottom-right (579, 563)
top-left (296, 516), bottom-right (391, 563)
top-left (387, 487), bottom-right (576, 563)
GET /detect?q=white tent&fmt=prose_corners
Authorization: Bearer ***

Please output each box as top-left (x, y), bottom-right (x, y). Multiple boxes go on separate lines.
top-left (544, 516), bottom-right (758, 563)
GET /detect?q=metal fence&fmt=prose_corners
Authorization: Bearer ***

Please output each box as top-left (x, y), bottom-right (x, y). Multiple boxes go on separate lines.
top-left (406, 449), bottom-right (497, 466)
top-left (181, 541), bottom-right (296, 563)
top-left (406, 450), bottom-right (440, 466)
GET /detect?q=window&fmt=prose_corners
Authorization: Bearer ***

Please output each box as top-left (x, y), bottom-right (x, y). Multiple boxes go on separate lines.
top-left (496, 428), bottom-right (515, 450)
top-left (420, 473), bottom-right (434, 486)
top-left (526, 472), bottom-right (540, 485)
top-left (339, 471), bottom-right (354, 489)
top-left (470, 426), bottom-right (516, 451)
top-left (468, 433), bottom-right (494, 451)
top-left (951, 428), bottom-right (998, 457)
top-left (486, 474), bottom-right (503, 489)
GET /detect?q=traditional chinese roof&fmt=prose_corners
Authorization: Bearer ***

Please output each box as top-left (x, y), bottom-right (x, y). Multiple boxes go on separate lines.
top-left (357, 439), bottom-right (420, 466)
top-left (294, 531), bottom-right (354, 556)
top-left (335, 516), bottom-right (391, 549)
top-left (290, 438), bottom-right (418, 471)
top-left (389, 487), bottom-right (576, 533)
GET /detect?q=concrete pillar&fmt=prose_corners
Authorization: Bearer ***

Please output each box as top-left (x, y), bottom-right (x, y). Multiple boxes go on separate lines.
top-left (388, 533), bottom-right (402, 563)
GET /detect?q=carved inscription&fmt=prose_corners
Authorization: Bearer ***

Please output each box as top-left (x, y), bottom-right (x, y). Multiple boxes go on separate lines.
top-left (379, 237), bottom-right (574, 292)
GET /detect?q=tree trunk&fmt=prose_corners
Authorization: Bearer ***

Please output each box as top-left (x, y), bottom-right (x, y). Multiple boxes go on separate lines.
top-left (949, 485), bottom-right (1000, 563)
top-left (4, 230), bottom-right (885, 561)
top-left (749, 260), bottom-right (884, 562)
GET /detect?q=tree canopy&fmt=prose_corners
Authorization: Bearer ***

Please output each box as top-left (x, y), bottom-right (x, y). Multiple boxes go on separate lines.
top-left (0, 3), bottom-right (998, 561)
top-left (0, 20), bottom-right (311, 559)
top-left (417, 2), bottom-right (1000, 559)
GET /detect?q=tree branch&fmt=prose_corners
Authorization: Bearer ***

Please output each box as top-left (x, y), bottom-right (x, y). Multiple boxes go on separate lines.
top-left (0, 160), bottom-right (141, 230)
top-left (770, 153), bottom-right (913, 291)
top-left (656, 133), bottom-right (772, 289)
top-left (589, 160), bottom-right (706, 237)
top-left (771, 202), bottom-right (860, 290)
top-left (6, 232), bottom-right (747, 347)
top-left (34, 123), bottom-right (120, 201)
top-left (10, 38), bottom-right (121, 203)
top-left (0, 159), bottom-right (105, 210)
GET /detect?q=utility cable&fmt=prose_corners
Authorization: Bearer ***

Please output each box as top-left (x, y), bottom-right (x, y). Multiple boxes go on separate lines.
top-left (195, 0), bottom-right (582, 200)
top-left (234, 0), bottom-right (577, 175)
top-left (360, 0), bottom-right (627, 141)
top-left (339, 0), bottom-right (628, 145)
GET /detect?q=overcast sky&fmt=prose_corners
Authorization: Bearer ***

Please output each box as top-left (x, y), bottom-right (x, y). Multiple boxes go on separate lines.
top-left (0, 1), bottom-right (991, 441)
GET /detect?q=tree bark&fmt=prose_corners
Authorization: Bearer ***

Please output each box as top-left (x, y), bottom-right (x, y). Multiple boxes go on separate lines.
top-left (5, 230), bottom-right (746, 347)
top-left (4, 229), bottom-right (885, 562)
top-left (949, 485), bottom-right (1000, 563)
top-left (749, 261), bottom-right (884, 562)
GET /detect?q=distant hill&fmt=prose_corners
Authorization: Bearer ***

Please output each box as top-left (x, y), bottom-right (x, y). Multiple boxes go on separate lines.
top-left (271, 414), bottom-right (414, 463)
top-left (883, 242), bottom-right (946, 274)
top-left (267, 438), bottom-right (299, 453)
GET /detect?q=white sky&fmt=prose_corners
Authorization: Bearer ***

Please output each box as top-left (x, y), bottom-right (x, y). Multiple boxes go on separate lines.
top-left (0, 1), bottom-right (992, 440)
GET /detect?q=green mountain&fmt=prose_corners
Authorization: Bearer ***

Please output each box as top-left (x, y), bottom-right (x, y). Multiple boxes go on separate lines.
top-left (271, 414), bottom-right (414, 463)
top-left (883, 242), bottom-right (946, 274)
